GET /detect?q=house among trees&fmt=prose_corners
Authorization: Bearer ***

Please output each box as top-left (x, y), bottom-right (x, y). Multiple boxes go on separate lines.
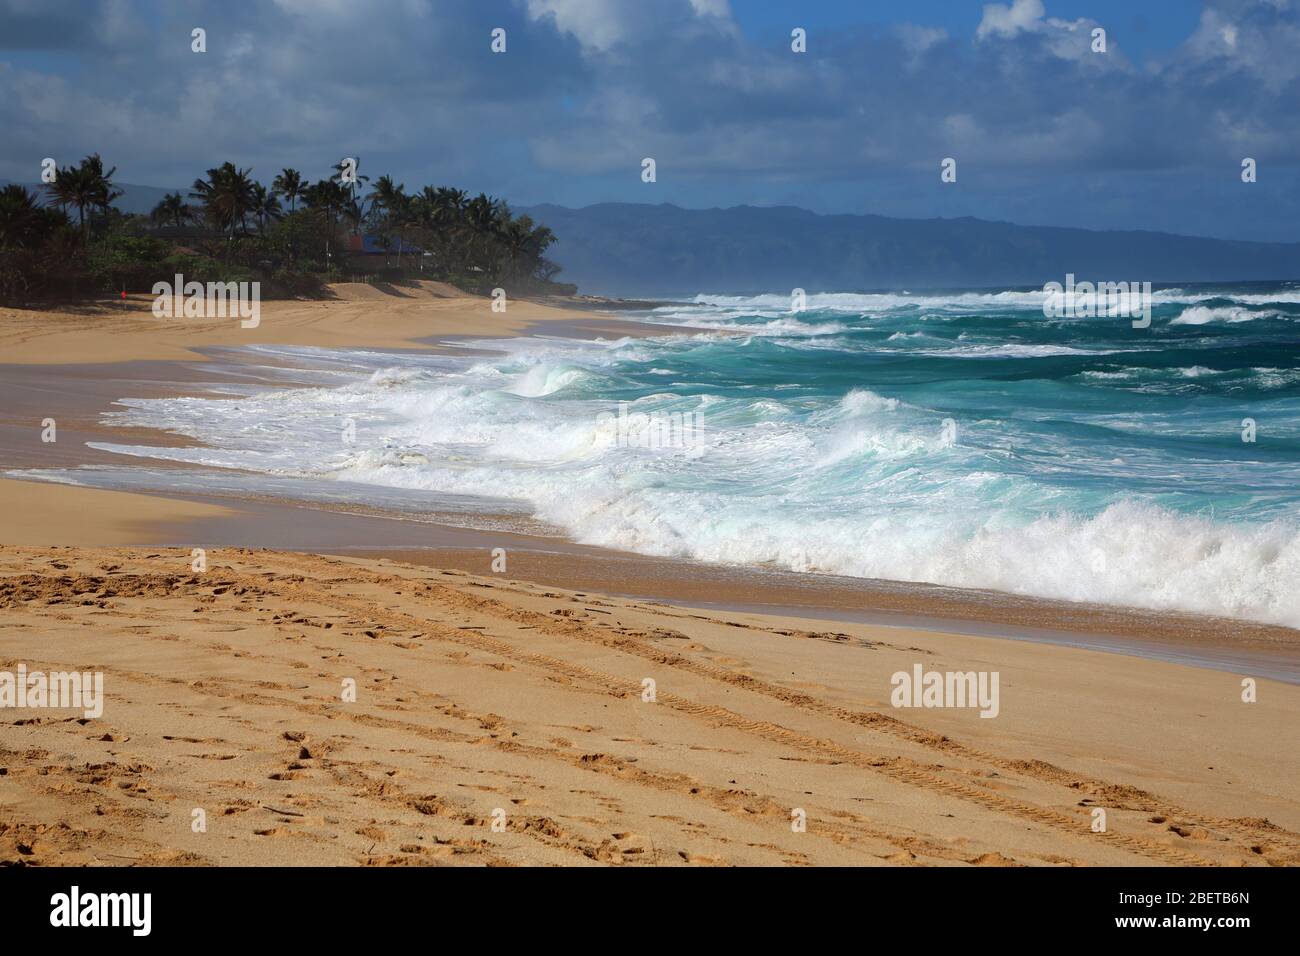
top-left (345, 233), bottom-right (425, 259)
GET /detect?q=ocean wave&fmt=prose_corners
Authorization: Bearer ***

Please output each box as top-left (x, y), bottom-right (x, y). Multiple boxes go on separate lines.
top-left (543, 498), bottom-right (1300, 627)
top-left (80, 287), bottom-right (1300, 628)
top-left (835, 388), bottom-right (901, 416)
top-left (74, 419), bottom-right (1300, 626)
top-left (1079, 365), bottom-right (1300, 392)
top-left (652, 313), bottom-right (849, 336)
top-left (504, 364), bottom-right (591, 397)
top-left (1171, 305), bottom-right (1281, 325)
top-left (923, 343), bottom-right (1133, 358)
top-left (681, 288), bottom-right (1300, 315)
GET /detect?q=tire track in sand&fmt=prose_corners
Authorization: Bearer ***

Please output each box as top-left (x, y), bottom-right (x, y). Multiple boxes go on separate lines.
top-left (303, 555), bottom-right (1299, 863)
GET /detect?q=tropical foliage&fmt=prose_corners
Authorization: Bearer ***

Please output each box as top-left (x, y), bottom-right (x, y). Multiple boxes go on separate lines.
top-left (0, 155), bottom-right (568, 305)
top-left (0, 183), bottom-right (82, 301)
top-left (43, 153), bottom-right (122, 239)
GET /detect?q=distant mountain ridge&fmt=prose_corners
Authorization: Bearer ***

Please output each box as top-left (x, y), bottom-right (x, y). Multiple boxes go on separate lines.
top-left (0, 179), bottom-right (180, 217)
top-left (521, 202), bottom-right (1300, 297)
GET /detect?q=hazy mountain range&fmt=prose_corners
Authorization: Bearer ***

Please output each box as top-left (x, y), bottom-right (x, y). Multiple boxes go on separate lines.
top-left (523, 203), bottom-right (1300, 297)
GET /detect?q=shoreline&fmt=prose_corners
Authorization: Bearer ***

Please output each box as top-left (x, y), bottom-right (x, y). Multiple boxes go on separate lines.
top-left (6, 472), bottom-right (1298, 682)
top-left (3, 286), bottom-right (1298, 866)
top-left (1, 286), bottom-right (1298, 683)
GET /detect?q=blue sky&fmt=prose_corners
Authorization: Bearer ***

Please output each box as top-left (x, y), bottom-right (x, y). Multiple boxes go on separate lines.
top-left (1, 0), bottom-right (1297, 241)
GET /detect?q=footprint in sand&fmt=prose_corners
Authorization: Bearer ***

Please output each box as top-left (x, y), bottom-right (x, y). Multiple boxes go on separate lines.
top-left (677, 850), bottom-right (724, 866)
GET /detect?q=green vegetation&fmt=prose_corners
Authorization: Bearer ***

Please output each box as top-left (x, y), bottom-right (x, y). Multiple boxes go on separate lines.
top-left (0, 155), bottom-right (571, 306)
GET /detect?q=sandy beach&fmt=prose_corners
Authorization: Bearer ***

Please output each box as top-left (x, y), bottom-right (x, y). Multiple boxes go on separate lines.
top-left (0, 281), bottom-right (656, 365)
top-left (2, 285), bottom-right (1298, 867)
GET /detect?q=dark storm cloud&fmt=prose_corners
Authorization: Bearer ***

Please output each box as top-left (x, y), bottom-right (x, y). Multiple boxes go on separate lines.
top-left (0, 0), bottom-right (107, 50)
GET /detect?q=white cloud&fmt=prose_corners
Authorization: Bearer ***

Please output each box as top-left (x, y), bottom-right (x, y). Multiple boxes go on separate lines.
top-left (688, 0), bottom-right (731, 18)
top-left (976, 0), bottom-right (1045, 39)
top-left (272, 0), bottom-right (429, 20)
top-left (897, 23), bottom-right (947, 56)
top-left (1180, 3), bottom-right (1300, 89)
top-left (524, 0), bottom-right (629, 52)
top-left (976, 0), bottom-right (1114, 64)
top-left (523, 0), bottom-right (733, 53)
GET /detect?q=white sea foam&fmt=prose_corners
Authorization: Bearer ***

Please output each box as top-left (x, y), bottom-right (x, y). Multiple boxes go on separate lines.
top-left (925, 343), bottom-right (1130, 358)
top-left (1171, 305), bottom-right (1279, 325)
top-left (653, 313), bottom-right (849, 336)
top-left (675, 288), bottom-right (1300, 315)
top-left (74, 295), bottom-right (1300, 629)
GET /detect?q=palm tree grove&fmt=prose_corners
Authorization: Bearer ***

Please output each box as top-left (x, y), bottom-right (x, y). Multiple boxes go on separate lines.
top-left (0, 155), bottom-right (569, 304)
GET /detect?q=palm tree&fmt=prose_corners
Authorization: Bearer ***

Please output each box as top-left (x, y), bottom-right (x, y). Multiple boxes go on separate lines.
top-left (0, 185), bottom-right (76, 302)
top-left (368, 175), bottom-right (405, 216)
top-left (301, 181), bottom-right (322, 215)
top-left (415, 186), bottom-right (438, 218)
top-left (250, 183), bottom-right (283, 230)
top-left (368, 175), bottom-right (411, 264)
top-left (330, 158), bottom-right (371, 234)
top-left (435, 187), bottom-right (469, 226)
top-left (83, 154), bottom-right (123, 225)
top-left (499, 214), bottom-right (556, 283)
top-left (150, 191), bottom-right (194, 229)
top-left (43, 154), bottom-right (121, 240)
top-left (303, 179), bottom-right (348, 228)
top-left (413, 186), bottom-right (470, 274)
top-left (341, 196), bottom-right (365, 239)
top-left (190, 162), bottom-right (256, 238)
top-left (272, 168), bottom-right (304, 212)
top-left (465, 193), bottom-right (505, 273)
top-left (43, 166), bottom-right (75, 219)
top-left (0, 184), bottom-right (41, 247)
